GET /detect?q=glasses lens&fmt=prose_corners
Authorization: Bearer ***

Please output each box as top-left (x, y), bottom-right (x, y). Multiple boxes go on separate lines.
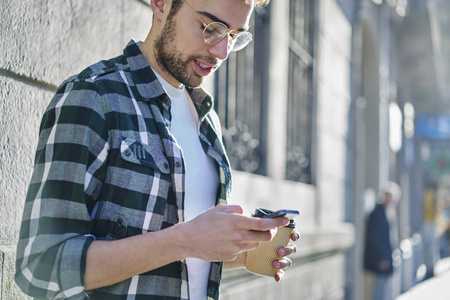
top-left (203, 22), bottom-right (228, 44)
top-left (230, 32), bottom-right (252, 51)
top-left (203, 22), bottom-right (253, 51)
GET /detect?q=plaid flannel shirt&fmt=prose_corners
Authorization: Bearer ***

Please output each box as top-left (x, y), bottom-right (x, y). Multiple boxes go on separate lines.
top-left (15, 40), bottom-right (232, 300)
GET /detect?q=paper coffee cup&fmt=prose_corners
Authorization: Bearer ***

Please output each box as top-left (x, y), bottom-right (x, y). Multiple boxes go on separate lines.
top-left (246, 209), bottom-right (295, 277)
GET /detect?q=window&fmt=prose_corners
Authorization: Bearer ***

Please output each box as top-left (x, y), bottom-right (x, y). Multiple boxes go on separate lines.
top-left (214, 7), bottom-right (270, 175)
top-left (285, 0), bottom-right (315, 183)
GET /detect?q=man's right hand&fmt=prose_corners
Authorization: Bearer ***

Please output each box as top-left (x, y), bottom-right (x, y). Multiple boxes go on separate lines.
top-left (175, 204), bottom-right (290, 262)
top-left (84, 204), bottom-right (288, 290)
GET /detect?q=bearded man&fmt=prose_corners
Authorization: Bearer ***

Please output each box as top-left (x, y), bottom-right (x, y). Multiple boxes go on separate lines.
top-left (15, 0), bottom-right (298, 299)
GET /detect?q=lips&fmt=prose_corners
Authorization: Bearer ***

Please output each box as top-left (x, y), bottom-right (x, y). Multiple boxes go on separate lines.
top-left (196, 60), bottom-right (215, 69)
top-left (193, 59), bottom-right (217, 76)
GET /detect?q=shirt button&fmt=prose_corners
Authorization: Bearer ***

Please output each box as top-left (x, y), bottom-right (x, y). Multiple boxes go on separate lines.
top-left (175, 162), bottom-right (181, 168)
top-left (125, 150), bottom-right (131, 157)
top-left (164, 163), bottom-right (169, 169)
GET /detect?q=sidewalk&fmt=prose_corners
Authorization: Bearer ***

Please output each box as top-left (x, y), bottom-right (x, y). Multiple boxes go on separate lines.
top-left (396, 258), bottom-right (450, 300)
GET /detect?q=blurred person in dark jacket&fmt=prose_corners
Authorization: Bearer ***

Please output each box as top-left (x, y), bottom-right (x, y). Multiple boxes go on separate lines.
top-left (364, 184), bottom-right (399, 300)
top-left (422, 185), bottom-right (438, 280)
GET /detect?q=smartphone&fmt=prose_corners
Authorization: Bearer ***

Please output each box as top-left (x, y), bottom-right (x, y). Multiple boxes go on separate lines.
top-left (261, 209), bottom-right (300, 220)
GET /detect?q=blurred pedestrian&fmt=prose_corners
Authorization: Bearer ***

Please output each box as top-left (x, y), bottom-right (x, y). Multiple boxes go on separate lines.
top-left (364, 184), bottom-right (399, 300)
top-left (439, 221), bottom-right (450, 258)
top-left (422, 186), bottom-right (438, 279)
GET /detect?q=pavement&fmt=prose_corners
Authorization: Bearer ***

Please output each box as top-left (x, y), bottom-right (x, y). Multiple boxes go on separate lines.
top-left (396, 258), bottom-right (450, 300)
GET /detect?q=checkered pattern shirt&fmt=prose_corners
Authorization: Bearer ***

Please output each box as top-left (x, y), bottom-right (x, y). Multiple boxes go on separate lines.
top-left (15, 40), bottom-right (232, 300)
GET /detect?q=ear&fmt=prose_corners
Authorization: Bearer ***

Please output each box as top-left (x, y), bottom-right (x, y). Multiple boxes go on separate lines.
top-left (150, 0), bottom-right (169, 21)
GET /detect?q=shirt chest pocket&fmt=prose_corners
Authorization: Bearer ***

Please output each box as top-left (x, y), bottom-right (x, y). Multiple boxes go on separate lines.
top-left (95, 137), bottom-right (173, 239)
top-left (120, 137), bottom-right (170, 174)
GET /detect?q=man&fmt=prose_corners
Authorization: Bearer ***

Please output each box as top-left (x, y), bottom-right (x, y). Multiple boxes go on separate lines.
top-left (422, 186), bottom-right (438, 280)
top-left (364, 187), bottom-right (397, 300)
top-left (15, 0), bottom-right (298, 299)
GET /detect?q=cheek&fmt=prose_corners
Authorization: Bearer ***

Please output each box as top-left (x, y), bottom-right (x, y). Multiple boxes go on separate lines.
top-left (183, 36), bottom-right (206, 54)
top-left (174, 23), bottom-right (208, 52)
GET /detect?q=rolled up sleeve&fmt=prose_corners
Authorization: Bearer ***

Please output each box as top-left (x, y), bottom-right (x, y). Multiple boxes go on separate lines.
top-left (15, 79), bottom-right (109, 299)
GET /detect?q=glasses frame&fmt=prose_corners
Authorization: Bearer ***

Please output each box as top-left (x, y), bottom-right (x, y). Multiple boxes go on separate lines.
top-left (181, 0), bottom-right (252, 51)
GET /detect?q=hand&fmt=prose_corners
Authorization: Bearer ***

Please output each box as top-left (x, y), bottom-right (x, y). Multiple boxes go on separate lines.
top-left (273, 231), bottom-right (300, 282)
top-left (179, 205), bottom-right (290, 262)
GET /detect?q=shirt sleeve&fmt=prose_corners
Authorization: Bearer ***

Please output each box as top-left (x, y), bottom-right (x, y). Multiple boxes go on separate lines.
top-left (15, 79), bottom-right (110, 299)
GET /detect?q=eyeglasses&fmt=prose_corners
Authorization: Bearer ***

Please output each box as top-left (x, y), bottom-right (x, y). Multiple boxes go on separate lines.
top-left (182, 0), bottom-right (252, 52)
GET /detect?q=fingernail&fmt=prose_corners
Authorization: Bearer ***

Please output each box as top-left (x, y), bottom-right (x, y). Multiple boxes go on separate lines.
top-left (275, 262), bottom-right (281, 269)
top-left (279, 249), bottom-right (286, 256)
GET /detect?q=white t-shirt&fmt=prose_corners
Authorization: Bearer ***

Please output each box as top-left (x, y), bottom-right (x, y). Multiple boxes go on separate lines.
top-left (153, 70), bottom-right (220, 300)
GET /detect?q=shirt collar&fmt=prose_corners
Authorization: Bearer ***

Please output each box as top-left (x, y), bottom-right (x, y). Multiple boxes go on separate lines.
top-left (123, 39), bottom-right (214, 119)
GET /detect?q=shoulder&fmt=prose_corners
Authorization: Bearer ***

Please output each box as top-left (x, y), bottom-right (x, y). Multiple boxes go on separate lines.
top-left (55, 60), bottom-right (116, 93)
top-left (76, 59), bottom-right (120, 83)
top-left (370, 205), bottom-right (383, 217)
top-left (52, 57), bottom-right (129, 110)
top-left (61, 55), bottom-right (129, 94)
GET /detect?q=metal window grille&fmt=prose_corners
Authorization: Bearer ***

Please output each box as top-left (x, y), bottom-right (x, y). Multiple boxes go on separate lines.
top-left (214, 7), bottom-right (270, 175)
top-left (285, 0), bottom-right (315, 183)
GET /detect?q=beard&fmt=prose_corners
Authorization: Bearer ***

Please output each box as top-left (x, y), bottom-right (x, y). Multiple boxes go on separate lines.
top-left (154, 15), bottom-right (219, 88)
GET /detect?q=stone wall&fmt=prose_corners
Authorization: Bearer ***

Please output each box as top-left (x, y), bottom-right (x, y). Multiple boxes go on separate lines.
top-left (0, 1), bottom-right (151, 298)
top-left (1, 0), bottom-right (356, 299)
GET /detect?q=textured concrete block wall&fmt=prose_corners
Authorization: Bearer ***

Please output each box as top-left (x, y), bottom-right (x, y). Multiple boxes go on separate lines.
top-left (0, 1), bottom-right (152, 298)
top-left (1, 0), bottom-right (152, 85)
top-left (316, 0), bottom-right (352, 226)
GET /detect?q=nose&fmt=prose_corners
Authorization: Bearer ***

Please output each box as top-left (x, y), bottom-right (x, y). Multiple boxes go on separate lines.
top-left (208, 35), bottom-right (232, 61)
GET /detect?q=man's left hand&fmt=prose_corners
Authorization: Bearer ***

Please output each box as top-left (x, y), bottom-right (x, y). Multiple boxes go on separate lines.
top-left (273, 232), bottom-right (300, 282)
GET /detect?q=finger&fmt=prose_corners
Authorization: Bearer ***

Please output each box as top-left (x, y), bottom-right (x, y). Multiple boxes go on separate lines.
top-left (272, 257), bottom-right (292, 270)
top-left (290, 232), bottom-right (300, 241)
top-left (276, 244), bottom-right (297, 257)
top-left (229, 214), bottom-right (289, 232)
top-left (274, 270), bottom-right (285, 282)
top-left (241, 242), bottom-right (260, 252)
top-left (251, 217), bottom-right (290, 231)
top-left (242, 229), bottom-right (273, 243)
